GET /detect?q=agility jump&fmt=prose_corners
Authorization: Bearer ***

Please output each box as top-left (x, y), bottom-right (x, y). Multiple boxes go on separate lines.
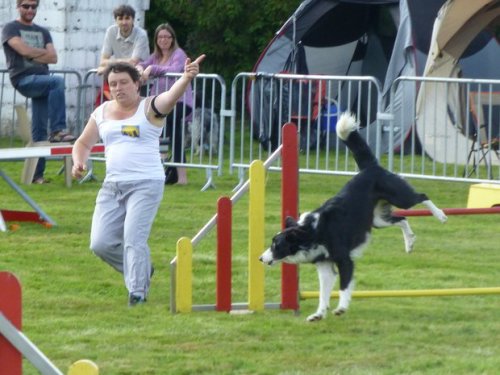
top-left (0, 144), bottom-right (105, 231)
top-left (171, 123), bottom-right (299, 313)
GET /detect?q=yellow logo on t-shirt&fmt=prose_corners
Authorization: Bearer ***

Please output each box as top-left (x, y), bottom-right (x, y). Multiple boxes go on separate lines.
top-left (121, 125), bottom-right (140, 138)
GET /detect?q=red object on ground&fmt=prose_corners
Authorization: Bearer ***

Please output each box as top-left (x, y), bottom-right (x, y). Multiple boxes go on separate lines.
top-left (0, 209), bottom-right (48, 225)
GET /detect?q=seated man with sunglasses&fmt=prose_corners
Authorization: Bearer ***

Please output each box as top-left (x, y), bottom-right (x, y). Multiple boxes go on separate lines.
top-left (1, 0), bottom-right (75, 183)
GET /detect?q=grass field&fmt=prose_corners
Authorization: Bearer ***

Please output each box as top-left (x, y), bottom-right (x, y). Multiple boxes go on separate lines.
top-left (0, 150), bottom-right (499, 375)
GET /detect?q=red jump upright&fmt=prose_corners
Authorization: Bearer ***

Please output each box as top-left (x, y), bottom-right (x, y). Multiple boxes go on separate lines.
top-left (281, 123), bottom-right (299, 311)
top-left (216, 197), bottom-right (232, 312)
top-left (0, 271), bottom-right (22, 375)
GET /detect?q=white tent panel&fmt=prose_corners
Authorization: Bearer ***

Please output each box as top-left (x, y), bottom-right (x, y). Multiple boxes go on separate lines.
top-left (416, 0), bottom-right (500, 166)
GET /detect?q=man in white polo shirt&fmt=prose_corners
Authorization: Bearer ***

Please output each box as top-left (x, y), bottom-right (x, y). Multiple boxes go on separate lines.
top-left (97, 4), bottom-right (149, 74)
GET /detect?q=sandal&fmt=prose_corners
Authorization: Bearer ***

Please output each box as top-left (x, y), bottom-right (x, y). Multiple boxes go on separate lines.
top-left (32, 177), bottom-right (51, 184)
top-left (49, 131), bottom-right (76, 143)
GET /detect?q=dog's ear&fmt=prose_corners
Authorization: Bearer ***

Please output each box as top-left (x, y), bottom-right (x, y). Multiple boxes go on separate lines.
top-left (285, 216), bottom-right (298, 228)
top-left (286, 227), bottom-right (315, 249)
top-left (301, 214), bottom-right (316, 228)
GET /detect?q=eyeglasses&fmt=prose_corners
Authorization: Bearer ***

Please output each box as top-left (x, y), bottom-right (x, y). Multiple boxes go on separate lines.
top-left (20, 4), bottom-right (38, 9)
top-left (158, 35), bottom-right (173, 40)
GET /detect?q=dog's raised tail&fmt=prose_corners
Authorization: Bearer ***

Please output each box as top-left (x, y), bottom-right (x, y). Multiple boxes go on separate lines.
top-left (336, 112), bottom-right (358, 141)
top-left (336, 112), bottom-right (378, 170)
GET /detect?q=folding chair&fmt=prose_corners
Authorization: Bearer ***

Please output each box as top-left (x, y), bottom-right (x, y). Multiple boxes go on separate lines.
top-left (465, 92), bottom-right (500, 178)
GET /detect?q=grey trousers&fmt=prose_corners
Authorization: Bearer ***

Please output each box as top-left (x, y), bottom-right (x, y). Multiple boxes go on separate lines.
top-left (90, 179), bottom-right (165, 299)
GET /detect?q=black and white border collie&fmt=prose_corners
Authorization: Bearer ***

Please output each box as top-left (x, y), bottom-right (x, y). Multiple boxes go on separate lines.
top-left (260, 113), bottom-right (448, 322)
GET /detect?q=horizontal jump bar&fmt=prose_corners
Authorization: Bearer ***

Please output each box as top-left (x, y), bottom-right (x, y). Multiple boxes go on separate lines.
top-left (300, 287), bottom-right (500, 299)
top-left (394, 207), bottom-right (500, 216)
top-left (0, 144), bottom-right (104, 160)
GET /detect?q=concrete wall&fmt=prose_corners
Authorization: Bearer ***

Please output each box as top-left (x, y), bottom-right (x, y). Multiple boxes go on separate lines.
top-left (0, 0), bottom-right (150, 135)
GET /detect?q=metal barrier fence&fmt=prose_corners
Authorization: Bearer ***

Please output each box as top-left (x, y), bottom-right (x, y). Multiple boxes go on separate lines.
top-left (230, 72), bottom-right (382, 170)
top-left (2, 68), bottom-right (499, 185)
top-left (230, 72), bottom-right (500, 184)
top-left (390, 76), bottom-right (500, 182)
top-left (0, 69), bottom-right (83, 143)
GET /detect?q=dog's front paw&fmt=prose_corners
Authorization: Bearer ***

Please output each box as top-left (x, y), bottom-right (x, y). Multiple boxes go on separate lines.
top-left (306, 312), bottom-right (325, 322)
top-left (307, 308), bottom-right (328, 322)
top-left (437, 210), bottom-right (448, 223)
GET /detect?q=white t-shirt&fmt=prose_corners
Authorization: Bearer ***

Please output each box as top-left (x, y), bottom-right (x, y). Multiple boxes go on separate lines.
top-left (93, 99), bottom-right (164, 182)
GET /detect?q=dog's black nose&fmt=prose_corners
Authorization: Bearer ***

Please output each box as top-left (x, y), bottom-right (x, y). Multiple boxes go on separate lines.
top-left (259, 256), bottom-right (263, 262)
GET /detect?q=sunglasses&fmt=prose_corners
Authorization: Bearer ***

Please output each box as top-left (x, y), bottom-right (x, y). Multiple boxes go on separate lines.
top-left (20, 4), bottom-right (38, 10)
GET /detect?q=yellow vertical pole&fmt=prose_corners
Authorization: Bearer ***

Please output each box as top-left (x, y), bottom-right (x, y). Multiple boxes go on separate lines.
top-left (248, 160), bottom-right (265, 311)
top-left (176, 237), bottom-right (192, 313)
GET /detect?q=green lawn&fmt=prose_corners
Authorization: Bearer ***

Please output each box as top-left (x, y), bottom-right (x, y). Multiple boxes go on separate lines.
top-left (0, 152), bottom-right (499, 375)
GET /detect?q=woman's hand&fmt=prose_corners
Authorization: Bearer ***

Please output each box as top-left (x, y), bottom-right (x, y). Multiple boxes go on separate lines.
top-left (143, 65), bottom-right (152, 80)
top-left (135, 65), bottom-right (144, 75)
top-left (137, 65), bottom-right (151, 84)
top-left (184, 54), bottom-right (206, 80)
top-left (147, 54), bottom-right (206, 124)
top-left (72, 162), bottom-right (87, 179)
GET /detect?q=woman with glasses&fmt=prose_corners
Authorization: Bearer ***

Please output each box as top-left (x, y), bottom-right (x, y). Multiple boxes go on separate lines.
top-left (137, 23), bottom-right (193, 185)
